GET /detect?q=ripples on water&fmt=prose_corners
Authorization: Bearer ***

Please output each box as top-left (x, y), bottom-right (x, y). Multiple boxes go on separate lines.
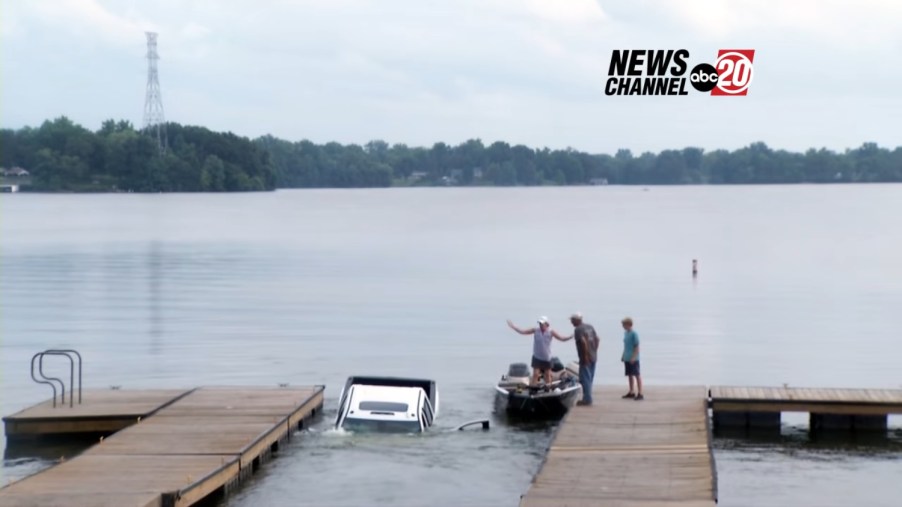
top-left (2, 187), bottom-right (902, 505)
top-left (220, 401), bottom-right (558, 507)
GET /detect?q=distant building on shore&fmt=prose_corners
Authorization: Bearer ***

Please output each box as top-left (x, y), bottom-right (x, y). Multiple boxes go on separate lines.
top-left (1, 167), bottom-right (30, 177)
top-left (408, 171), bottom-right (428, 183)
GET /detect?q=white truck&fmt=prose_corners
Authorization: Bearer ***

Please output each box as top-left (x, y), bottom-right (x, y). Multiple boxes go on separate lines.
top-left (335, 376), bottom-right (439, 433)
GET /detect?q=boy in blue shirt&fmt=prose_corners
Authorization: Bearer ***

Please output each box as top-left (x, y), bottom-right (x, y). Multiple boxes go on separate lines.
top-left (621, 317), bottom-right (643, 400)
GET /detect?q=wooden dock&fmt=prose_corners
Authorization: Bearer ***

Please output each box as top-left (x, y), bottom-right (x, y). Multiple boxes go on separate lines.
top-left (6, 383), bottom-right (900, 506)
top-left (0, 386), bottom-right (324, 507)
top-left (520, 386), bottom-right (716, 507)
top-left (710, 386), bottom-right (902, 430)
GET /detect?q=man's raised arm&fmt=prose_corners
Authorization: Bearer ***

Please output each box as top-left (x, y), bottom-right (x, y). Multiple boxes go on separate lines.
top-left (506, 319), bottom-right (534, 335)
top-left (552, 330), bottom-right (572, 341)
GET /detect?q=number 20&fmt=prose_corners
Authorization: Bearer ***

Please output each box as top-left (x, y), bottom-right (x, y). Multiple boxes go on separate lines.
top-left (717, 59), bottom-right (751, 87)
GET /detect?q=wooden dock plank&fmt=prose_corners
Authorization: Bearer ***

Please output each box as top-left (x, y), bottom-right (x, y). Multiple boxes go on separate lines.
top-left (709, 386), bottom-right (902, 415)
top-left (872, 390), bottom-right (898, 403)
top-left (3, 390), bottom-right (193, 420)
top-left (86, 426), bottom-right (278, 455)
top-left (870, 390), bottom-right (888, 402)
top-left (0, 454), bottom-right (232, 507)
top-left (3, 390), bottom-right (193, 439)
top-left (836, 389), bottom-right (853, 401)
top-left (0, 492), bottom-right (161, 507)
top-left (521, 386), bottom-right (715, 507)
top-left (0, 386), bottom-right (324, 507)
top-left (868, 390), bottom-right (889, 402)
top-left (521, 499), bottom-right (715, 507)
top-left (710, 386), bottom-right (902, 404)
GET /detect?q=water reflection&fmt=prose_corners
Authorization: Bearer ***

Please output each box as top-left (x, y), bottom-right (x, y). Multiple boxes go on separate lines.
top-left (2, 187), bottom-right (902, 506)
top-left (715, 424), bottom-right (902, 456)
top-left (147, 240), bottom-right (164, 355)
top-left (3, 438), bottom-right (93, 463)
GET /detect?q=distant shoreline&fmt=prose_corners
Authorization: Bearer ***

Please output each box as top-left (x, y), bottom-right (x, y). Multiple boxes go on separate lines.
top-left (4, 118), bottom-right (901, 193)
top-left (6, 181), bottom-right (902, 196)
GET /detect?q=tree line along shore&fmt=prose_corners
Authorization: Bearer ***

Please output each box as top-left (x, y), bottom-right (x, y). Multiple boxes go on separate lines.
top-left (1, 117), bottom-right (900, 192)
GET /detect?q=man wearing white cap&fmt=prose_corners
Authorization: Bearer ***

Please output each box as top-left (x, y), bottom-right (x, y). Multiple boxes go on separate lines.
top-left (506, 317), bottom-right (571, 386)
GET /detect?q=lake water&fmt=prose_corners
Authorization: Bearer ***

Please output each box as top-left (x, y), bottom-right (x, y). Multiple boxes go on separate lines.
top-left (1, 186), bottom-right (901, 506)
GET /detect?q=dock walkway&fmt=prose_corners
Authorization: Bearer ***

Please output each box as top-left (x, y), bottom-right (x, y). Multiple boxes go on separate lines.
top-left (520, 385), bottom-right (716, 507)
top-left (0, 386), bottom-right (324, 507)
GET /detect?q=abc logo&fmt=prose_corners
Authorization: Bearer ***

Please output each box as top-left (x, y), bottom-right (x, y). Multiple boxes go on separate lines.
top-left (690, 64), bottom-right (718, 92)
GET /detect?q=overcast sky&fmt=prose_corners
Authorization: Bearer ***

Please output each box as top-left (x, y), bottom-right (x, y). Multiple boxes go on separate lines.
top-left (2, 0), bottom-right (900, 154)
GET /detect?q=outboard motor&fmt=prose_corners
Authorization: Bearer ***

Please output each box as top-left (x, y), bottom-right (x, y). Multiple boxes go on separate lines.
top-left (550, 357), bottom-right (564, 372)
top-left (507, 363), bottom-right (530, 378)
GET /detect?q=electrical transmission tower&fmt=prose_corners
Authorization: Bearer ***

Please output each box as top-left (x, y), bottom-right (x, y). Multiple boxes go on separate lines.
top-left (143, 32), bottom-right (167, 154)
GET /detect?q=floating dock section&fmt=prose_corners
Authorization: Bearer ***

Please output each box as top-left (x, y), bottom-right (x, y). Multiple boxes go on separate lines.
top-left (1, 386), bottom-right (324, 507)
top-left (4, 389), bottom-right (192, 441)
top-left (710, 386), bottom-right (902, 431)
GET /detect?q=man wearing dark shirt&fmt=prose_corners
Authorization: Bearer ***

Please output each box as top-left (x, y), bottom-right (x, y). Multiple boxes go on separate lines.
top-left (570, 312), bottom-right (599, 406)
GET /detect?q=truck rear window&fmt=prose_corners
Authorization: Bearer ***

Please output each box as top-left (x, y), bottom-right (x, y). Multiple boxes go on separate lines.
top-left (359, 401), bottom-right (409, 412)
